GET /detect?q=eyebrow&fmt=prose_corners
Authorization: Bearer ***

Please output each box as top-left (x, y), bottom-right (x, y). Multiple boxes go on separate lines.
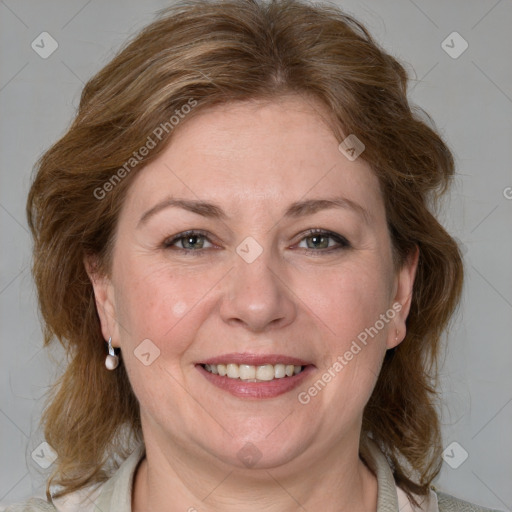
top-left (284, 197), bottom-right (370, 224)
top-left (137, 196), bottom-right (370, 228)
top-left (138, 198), bottom-right (228, 227)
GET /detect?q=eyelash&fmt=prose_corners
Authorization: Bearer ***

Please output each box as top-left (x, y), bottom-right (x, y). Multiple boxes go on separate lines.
top-left (162, 229), bottom-right (351, 255)
top-left (162, 230), bottom-right (215, 255)
top-left (297, 229), bottom-right (351, 255)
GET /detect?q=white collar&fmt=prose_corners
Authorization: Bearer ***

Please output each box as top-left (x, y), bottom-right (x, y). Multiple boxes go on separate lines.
top-left (50, 439), bottom-right (439, 511)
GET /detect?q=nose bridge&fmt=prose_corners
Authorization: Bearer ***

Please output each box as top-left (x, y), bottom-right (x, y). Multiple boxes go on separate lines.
top-left (234, 247), bottom-right (278, 294)
top-left (220, 241), bottom-right (296, 331)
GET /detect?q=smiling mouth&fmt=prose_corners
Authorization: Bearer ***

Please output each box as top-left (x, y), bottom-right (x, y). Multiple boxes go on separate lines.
top-left (201, 363), bottom-right (305, 381)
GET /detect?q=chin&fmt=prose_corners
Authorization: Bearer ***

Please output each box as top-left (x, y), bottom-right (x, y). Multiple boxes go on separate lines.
top-left (204, 427), bottom-right (313, 471)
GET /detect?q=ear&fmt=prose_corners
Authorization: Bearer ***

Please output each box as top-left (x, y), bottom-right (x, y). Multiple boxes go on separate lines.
top-left (84, 255), bottom-right (120, 347)
top-left (387, 245), bottom-right (419, 350)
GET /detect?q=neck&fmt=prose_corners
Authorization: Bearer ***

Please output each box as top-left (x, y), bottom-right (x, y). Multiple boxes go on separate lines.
top-left (132, 430), bottom-right (378, 512)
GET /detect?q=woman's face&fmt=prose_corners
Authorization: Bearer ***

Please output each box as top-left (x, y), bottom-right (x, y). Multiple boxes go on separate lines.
top-left (91, 95), bottom-right (417, 471)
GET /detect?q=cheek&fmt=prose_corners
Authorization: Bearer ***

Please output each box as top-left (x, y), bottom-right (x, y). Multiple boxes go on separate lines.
top-left (305, 261), bottom-right (394, 343)
top-left (113, 257), bottom-right (221, 358)
top-left (294, 266), bottom-right (392, 424)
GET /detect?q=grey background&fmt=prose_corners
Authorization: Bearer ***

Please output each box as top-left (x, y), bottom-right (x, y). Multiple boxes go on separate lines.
top-left (1, 0), bottom-right (511, 509)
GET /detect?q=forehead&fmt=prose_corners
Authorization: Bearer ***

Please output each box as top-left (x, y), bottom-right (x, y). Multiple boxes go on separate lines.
top-left (122, 96), bottom-right (384, 222)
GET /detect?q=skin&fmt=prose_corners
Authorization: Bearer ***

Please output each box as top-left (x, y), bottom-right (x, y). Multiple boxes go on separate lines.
top-left (87, 95), bottom-right (418, 512)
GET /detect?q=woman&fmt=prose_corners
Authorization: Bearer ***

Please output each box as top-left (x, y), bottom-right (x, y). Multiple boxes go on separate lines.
top-left (6, 0), bottom-right (502, 511)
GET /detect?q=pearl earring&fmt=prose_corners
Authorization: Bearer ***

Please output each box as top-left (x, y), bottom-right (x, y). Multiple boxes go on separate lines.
top-left (105, 337), bottom-right (119, 370)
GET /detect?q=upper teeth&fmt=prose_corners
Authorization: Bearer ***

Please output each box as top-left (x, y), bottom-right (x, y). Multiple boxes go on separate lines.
top-left (204, 363), bottom-right (303, 381)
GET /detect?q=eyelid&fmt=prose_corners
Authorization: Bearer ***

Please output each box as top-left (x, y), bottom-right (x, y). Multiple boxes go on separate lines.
top-left (162, 229), bottom-right (216, 250)
top-left (162, 228), bottom-right (350, 253)
top-left (294, 228), bottom-right (351, 249)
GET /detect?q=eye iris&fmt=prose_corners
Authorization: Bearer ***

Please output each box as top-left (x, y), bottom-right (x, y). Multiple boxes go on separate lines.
top-left (182, 235), bottom-right (203, 249)
top-left (307, 234), bottom-right (329, 249)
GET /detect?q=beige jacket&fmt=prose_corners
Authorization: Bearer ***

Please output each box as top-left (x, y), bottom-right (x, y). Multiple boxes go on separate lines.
top-left (3, 440), bottom-right (503, 512)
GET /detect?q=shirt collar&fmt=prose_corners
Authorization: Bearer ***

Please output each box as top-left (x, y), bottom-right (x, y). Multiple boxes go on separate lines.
top-left (364, 438), bottom-right (400, 511)
top-left (94, 443), bottom-right (146, 511)
top-left (92, 438), bottom-right (436, 512)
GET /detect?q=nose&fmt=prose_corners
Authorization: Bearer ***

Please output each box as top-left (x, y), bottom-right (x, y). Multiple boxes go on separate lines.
top-left (219, 249), bottom-right (297, 332)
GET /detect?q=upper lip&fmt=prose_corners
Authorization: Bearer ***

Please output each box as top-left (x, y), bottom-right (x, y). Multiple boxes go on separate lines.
top-left (199, 353), bottom-right (312, 366)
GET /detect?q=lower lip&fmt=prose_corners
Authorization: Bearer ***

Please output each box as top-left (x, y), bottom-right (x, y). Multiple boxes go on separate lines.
top-left (196, 364), bottom-right (314, 399)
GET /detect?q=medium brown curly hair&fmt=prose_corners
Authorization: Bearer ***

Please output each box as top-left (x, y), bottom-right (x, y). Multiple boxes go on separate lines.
top-left (26, 0), bottom-right (463, 506)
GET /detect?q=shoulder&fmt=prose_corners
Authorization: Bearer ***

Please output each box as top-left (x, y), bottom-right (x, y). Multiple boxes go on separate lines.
top-left (2, 482), bottom-right (102, 512)
top-left (2, 444), bottom-right (143, 512)
top-left (2, 497), bottom-right (56, 512)
top-left (434, 489), bottom-right (505, 512)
